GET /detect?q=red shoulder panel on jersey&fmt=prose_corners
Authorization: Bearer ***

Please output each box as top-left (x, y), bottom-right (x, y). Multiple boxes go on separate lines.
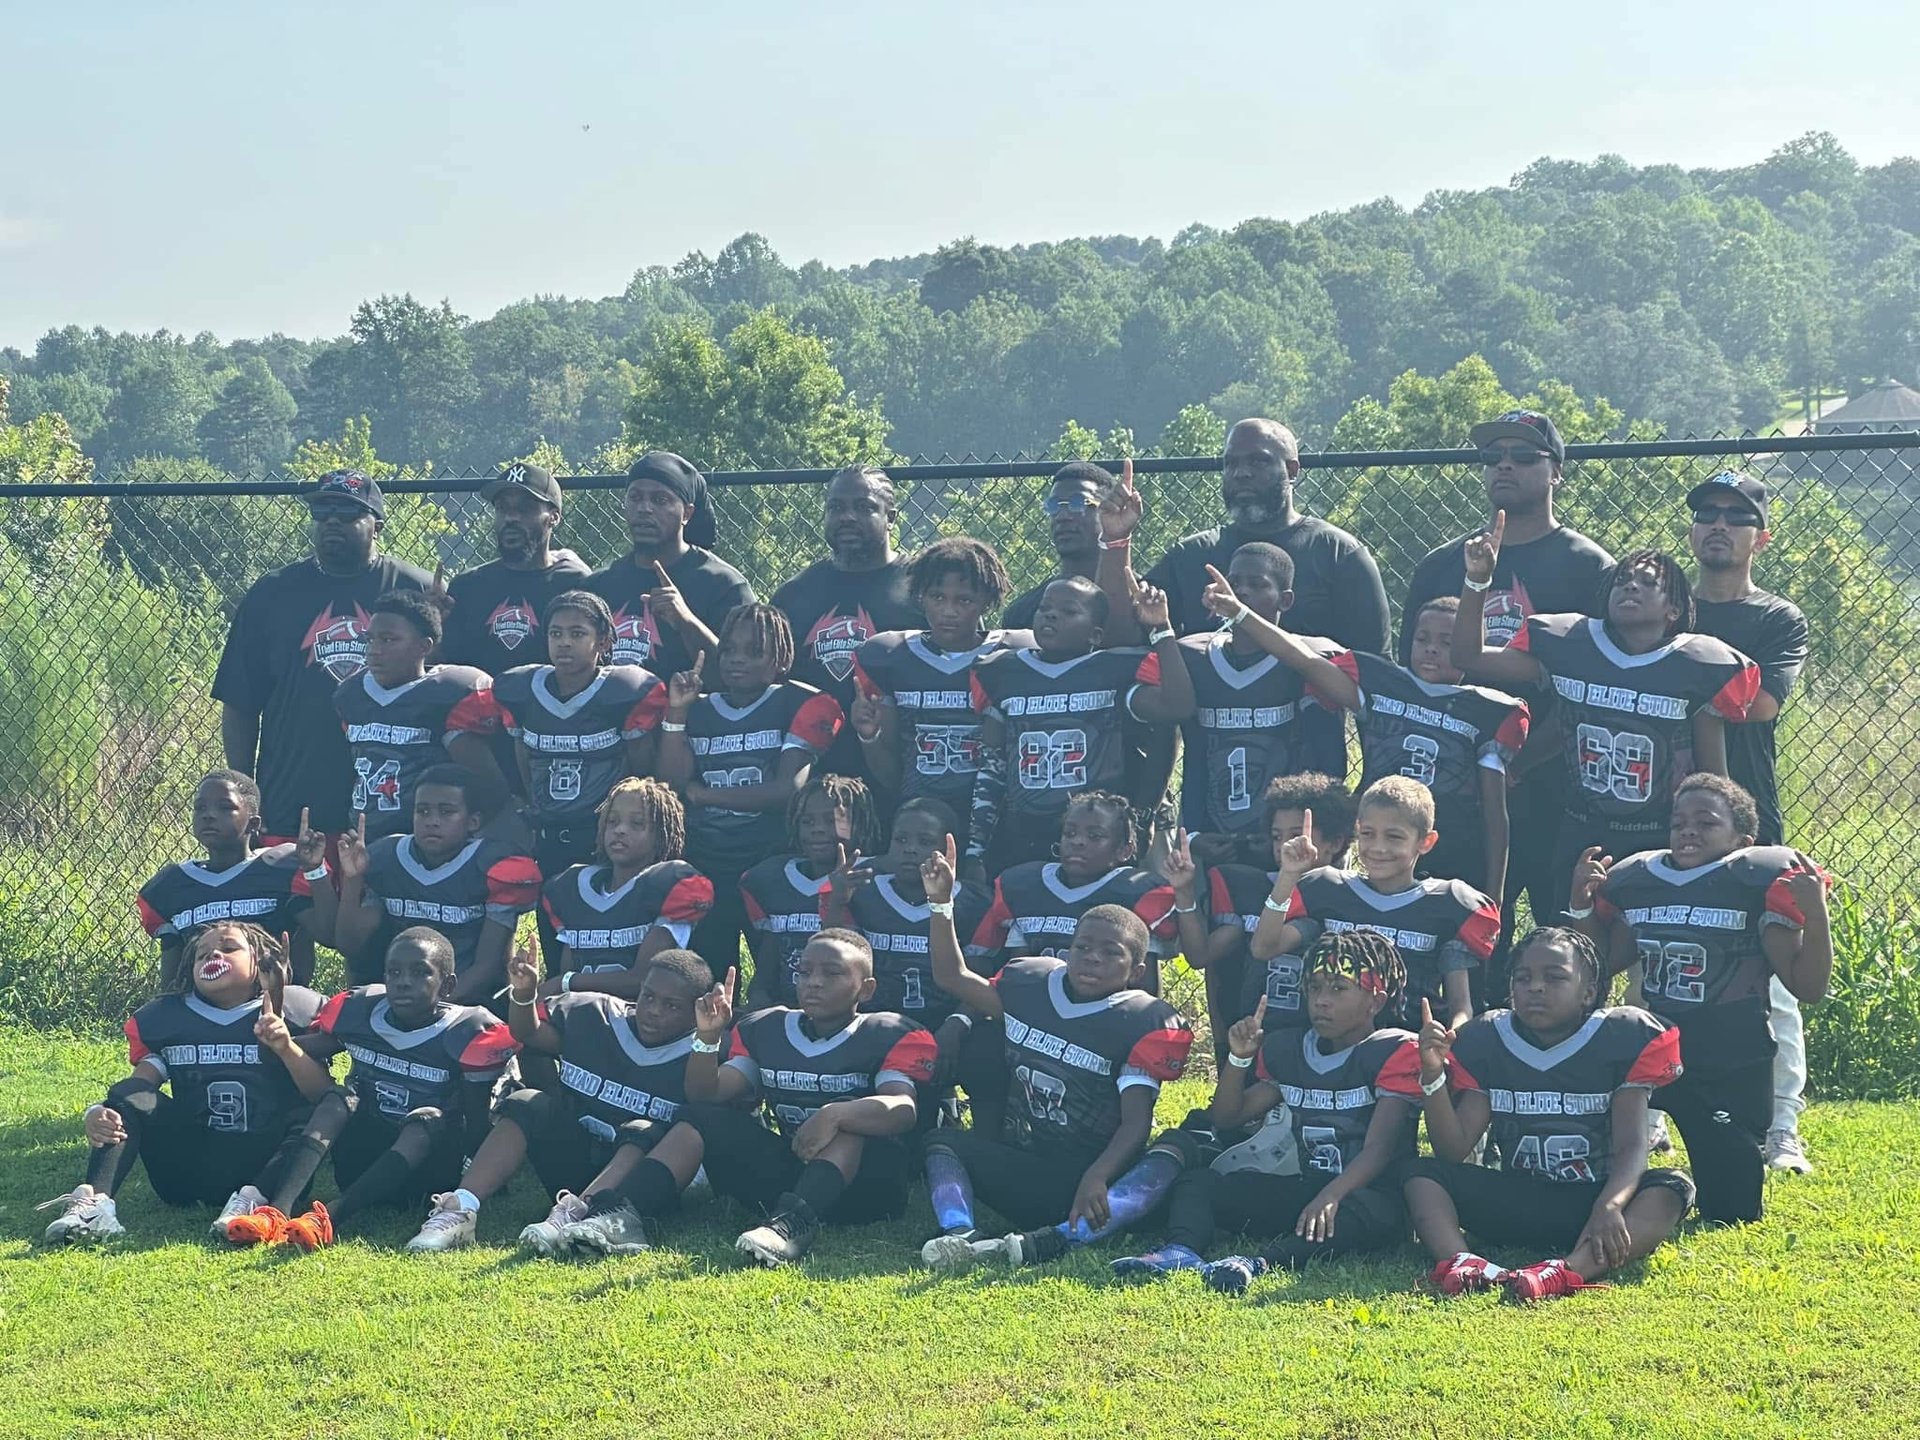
top-left (1711, 663), bottom-right (1763, 721)
top-left (1624, 1024), bottom-right (1684, 1089)
top-left (1207, 868), bottom-right (1233, 921)
top-left (726, 1025), bottom-right (751, 1062)
top-left (968, 670), bottom-right (992, 714)
top-left (622, 683), bottom-right (669, 737)
top-left (1329, 649), bottom-right (1362, 686)
top-left (445, 688), bottom-right (502, 737)
top-left (1443, 1052), bottom-right (1480, 1092)
top-left (1374, 1038), bottom-right (1425, 1099)
top-left (974, 883), bottom-right (1015, 953)
top-left (1764, 859), bottom-right (1827, 926)
top-left (1495, 703), bottom-right (1531, 753)
top-left (1283, 887), bottom-right (1310, 923)
top-left (1459, 900), bottom-right (1501, 960)
top-left (790, 691), bottom-right (845, 752)
top-left (1127, 1025), bottom-right (1193, 1082)
top-left (880, 1027), bottom-right (940, 1085)
top-left (486, 855), bottom-right (544, 910)
top-left (1134, 649), bottom-right (1162, 686)
top-left (313, 990), bottom-right (351, 1035)
top-left (457, 1021), bottom-right (519, 1072)
top-left (740, 885), bottom-right (768, 924)
top-left (662, 875), bottom-right (716, 926)
top-left (1508, 621), bottom-right (1536, 654)
top-left (290, 867), bottom-right (314, 899)
top-left (125, 1014), bottom-right (151, 1066)
top-left (1136, 882), bottom-right (1179, 939)
top-left (136, 894), bottom-right (167, 938)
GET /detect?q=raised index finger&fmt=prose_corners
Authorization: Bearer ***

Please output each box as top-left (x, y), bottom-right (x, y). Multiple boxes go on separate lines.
top-left (1204, 563), bottom-right (1229, 588)
top-left (652, 560), bottom-right (672, 585)
top-left (1121, 457), bottom-right (1135, 492)
top-left (1491, 509), bottom-right (1506, 547)
top-left (1420, 997), bottom-right (1434, 1027)
top-left (1252, 994), bottom-right (1268, 1028)
top-left (1301, 808), bottom-right (1313, 843)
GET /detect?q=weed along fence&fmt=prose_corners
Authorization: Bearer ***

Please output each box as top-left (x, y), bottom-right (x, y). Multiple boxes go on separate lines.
top-left (1, 433), bottom-right (1916, 1050)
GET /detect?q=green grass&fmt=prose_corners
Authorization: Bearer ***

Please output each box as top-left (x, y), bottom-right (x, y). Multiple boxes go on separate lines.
top-left (3, 1029), bottom-right (1918, 1440)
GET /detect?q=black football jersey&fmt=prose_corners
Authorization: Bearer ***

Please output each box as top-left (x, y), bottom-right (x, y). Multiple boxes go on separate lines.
top-left (740, 856), bottom-right (831, 1007)
top-left (1208, 864), bottom-right (1319, 1028)
top-left (1175, 632), bottom-right (1318, 837)
top-left (852, 629), bottom-right (1029, 823)
top-left (125, 985), bottom-right (326, 1137)
top-left (724, 1008), bottom-right (939, 1135)
top-left (494, 664), bottom-right (667, 831)
top-left (975, 862), bottom-right (1178, 963)
top-left (1253, 1026), bottom-right (1423, 1175)
top-left (1283, 868), bottom-right (1500, 1028)
top-left (310, 988), bottom-right (516, 1121)
top-left (137, 845), bottom-right (311, 950)
top-left (683, 681), bottom-right (843, 869)
top-left (1447, 1007), bottom-right (1683, 1183)
top-left (840, 874), bottom-right (995, 1023)
top-left (970, 645), bottom-right (1160, 831)
top-left (334, 666), bottom-right (500, 838)
top-left (1597, 846), bottom-right (1819, 1024)
top-left (359, 835), bottom-right (542, 975)
top-left (1329, 650), bottom-right (1529, 844)
top-left (992, 957), bottom-right (1192, 1157)
top-left (541, 992), bottom-right (695, 1142)
top-left (542, 861), bottom-right (715, 974)
top-left (1511, 615), bottom-right (1760, 832)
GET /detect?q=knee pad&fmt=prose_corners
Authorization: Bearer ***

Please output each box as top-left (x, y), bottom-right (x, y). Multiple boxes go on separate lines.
top-left (497, 1087), bottom-right (556, 1130)
top-left (614, 1116), bottom-right (662, 1150)
top-left (401, 1105), bottom-right (450, 1138)
top-left (1147, 1126), bottom-right (1207, 1171)
top-left (106, 1076), bottom-right (162, 1114)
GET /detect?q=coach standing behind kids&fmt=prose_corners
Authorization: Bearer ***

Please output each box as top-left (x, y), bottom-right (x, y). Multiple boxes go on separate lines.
top-left (439, 462), bottom-right (590, 679)
top-left (1685, 468), bottom-right (1815, 1175)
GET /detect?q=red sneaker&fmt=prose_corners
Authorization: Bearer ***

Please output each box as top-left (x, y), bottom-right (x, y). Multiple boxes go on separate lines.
top-left (1504, 1258), bottom-right (1605, 1304)
top-left (1428, 1251), bottom-right (1506, 1296)
top-left (282, 1202), bottom-right (334, 1252)
top-left (225, 1206), bottom-right (290, 1246)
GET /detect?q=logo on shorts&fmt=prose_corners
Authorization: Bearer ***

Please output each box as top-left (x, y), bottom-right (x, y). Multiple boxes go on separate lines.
top-left (302, 604), bottom-right (375, 681)
top-left (609, 603), bottom-right (661, 666)
top-left (486, 600), bottom-right (538, 652)
top-left (806, 607), bottom-right (874, 683)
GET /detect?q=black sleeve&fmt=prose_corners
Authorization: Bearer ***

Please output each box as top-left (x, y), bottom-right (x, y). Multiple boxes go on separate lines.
top-left (210, 584), bottom-right (273, 711)
top-left (1757, 601), bottom-right (1809, 704)
top-left (1331, 536), bottom-right (1390, 656)
top-left (1397, 545), bottom-right (1452, 666)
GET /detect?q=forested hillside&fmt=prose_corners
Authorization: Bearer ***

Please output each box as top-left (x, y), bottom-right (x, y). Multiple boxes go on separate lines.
top-left (4, 132), bottom-right (1917, 474)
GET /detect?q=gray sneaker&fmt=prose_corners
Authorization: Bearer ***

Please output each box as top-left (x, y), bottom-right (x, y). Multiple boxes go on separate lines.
top-left (39, 1186), bottom-right (125, 1244)
top-left (1764, 1128), bottom-right (1813, 1175)
top-left (406, 1194), bottom-right (479, 1252)
top-left (519, 1191), bottom-right (591, 1257)
top-left (562, 1199), bottom-right (652, 1257)
top-left (919, 1231), bottom-right (1003, 1273)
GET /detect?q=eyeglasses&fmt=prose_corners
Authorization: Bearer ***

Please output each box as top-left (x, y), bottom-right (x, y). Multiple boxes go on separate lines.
top-left (1691, 506), bottom-right (1760, 528)
top-left (1042, 495), bottom-right (1094, 516)
top-left (1479, 445), bottom-right (1550, 466)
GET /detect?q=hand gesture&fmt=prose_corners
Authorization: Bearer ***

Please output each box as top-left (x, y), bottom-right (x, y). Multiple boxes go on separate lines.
top-left (1783, 855), bottom-right (1830, 916)
top-left (253, 982), bottom-right (293, 1055)
top-left (647, 561), bottom-right (695, 629)
top-left (1294, 1185), bottom-right (1342, 1244)
top-left (827, 843), bottom-right (877, 908)
top-left (293, 807), bottom-right (327, 870)
top-left (1131, 574), bottom-right (1172, 631)
top-left (1575, 1198), bottom-right (1632, 1273)
top-left (1417, 998), bottom-right (1455, 1085)
top-left (336, 814), bottom-right (369, 881)
top-left (1068, 1169), bottom-right (1112, 1235)
top-left (1098, 458), bottom-right (1143, 543)
top-left (426, 561), bottom-right (452, 616)
top-left (85, 1104), bottom-right (127, 1148)
top-left (1278, 808), bottom-right (1321, 873)
top-left (1162, 828), bottom-right (1198, 901)
top-left (850, 692), bottom-right (887, 743)
top-left (1463, 509), bottom-right (1505, 585)
top-left (791, 1104), bottom-right (841, 1161)
top-left (1200, 564), bottom-right (1243, 622)
top-left (695, 966), bottom-right (736, 1044)
top-left (667, 653), bottom-right (705, 715)
top-left (1570, 846), bottom-right (1611, 911)
top-left (921, 834), bottom-right (958, 907)
top-left (507, 940), bottom-right (541, 1002)
top-left (1226, 994), bottom-right (1267, 1061)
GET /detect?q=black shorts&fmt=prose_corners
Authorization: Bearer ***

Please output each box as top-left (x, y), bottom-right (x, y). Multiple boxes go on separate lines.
top-left (924, 1126), bottom-right (1108, 1232)
top-left (499, 1088), bottom-right (666, 1198)
top-left (1403, 1157), bottom-right (1695, 1252)
top-left (135, 1096), bottom-right (305, 1207)
top-left (681, 1103), bottom-right (911, 1223)
top-left (331, 1103), bottom-right (467, 1205)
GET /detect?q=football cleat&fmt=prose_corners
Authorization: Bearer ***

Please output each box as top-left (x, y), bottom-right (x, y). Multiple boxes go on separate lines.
top-left (1764, 1128), bottom-right (1813, 1175)
top-left (1111, 1244), bottom-right (1207, 1280)
top-left (920, 1231), bottom-right (1002, 1273)
top-left (1504, 1257), bottom-right (1605, 1304)
top-left (225, 1205), bottom-right (291, 1247)
top-left (736, 1196), bottom-right (820, 1269)
top-left (211, 1186), bottom-right (263, 1241)
top-left (38, 1186), bottom-right (124, 1244)
top-left (406, 1194), bottom-right (478, 1252)
top-left (282, 1202), bottom-right (334, 1251)
top-left (1003, 1226), bottom-right (1071, 1269)
top-left (1200, 1254), bottom-right (1271, 1296)
top-left (520, 1192), bottom-right (591, 1257)
top-left (563, 1200), bottom-right (651, 1258)
top-left (1428, 1251), bottom-right (1507, 1296)
top-left (1647, 1113), bottom-right (1674, 1155)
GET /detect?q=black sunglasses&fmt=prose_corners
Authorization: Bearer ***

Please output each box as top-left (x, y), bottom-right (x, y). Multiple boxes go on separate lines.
top-left (1692, 505), bottom-right (1761, 528)
top-left (1479, 445), bottom-right (1550, 466)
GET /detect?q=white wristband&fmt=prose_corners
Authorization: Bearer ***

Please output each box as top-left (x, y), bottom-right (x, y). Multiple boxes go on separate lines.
top-left (1227, 1052), bottom-right (1254, 1069)
top-left (660, 720), bottom-right (688, 733)
top-left (303, 863), bottom-right (330, 882)
top-left (690, 1035), bottom-right (721, 1054)
top-left (1262, 895), bottom-right (1289, 915)
top-left (560, 971), bottom-right (576, 993)
top-left (1173, 901), bottom-right (1198, 914)
top-left (1464, 575), bottom-right (1493, 592)
top-left (1421, 1070), bottom-right (1448, 1097)
top-left (1225, 603), bottom-right (1251, 628)
top-left (927, 901), bottom-right (955, 918)
top-left (1564, 904), bottom-right (1595, 920)
top-left (1097, 535), bottom-right (1132, 551)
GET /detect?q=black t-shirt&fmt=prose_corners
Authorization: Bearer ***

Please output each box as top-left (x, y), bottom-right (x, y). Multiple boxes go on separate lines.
top-left (1692, 591), bottom-right (1807, 847)
top-left (771, 556), bottom-right (920, 778)
top-left (212, 555), bottom-right (431, 835)
top-left (1147, 517), bottom-right (1388, 776)
top-left (584, 548), bottom-right (756, 680)
top-left (440, 551), bottom-right (592, 675)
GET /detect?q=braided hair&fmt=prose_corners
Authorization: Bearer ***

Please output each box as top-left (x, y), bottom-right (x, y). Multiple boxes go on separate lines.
top-left (1599, 549), bottom-right (1695, 637)
top-left (1061, 789), bottom-right (1139, 860)
top-left (908, 537), bottom-right (1010, 612)
top-left (596, 776), bottom-right (686, 864)
top-left (717, 602), bottom-right (796, 681)
top-left (1512, 925), bottom-right (1603, 994)
top-left (1303, 929), bottom-right (1406, 1008)
top-left (786, 774), bottom-right (882, 858)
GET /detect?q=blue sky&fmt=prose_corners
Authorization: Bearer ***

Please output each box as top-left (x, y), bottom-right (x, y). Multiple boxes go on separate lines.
top-left (4, 1), bottom-right (1916, 350)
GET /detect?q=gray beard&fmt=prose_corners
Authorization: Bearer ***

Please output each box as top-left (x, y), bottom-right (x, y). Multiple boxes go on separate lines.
top-left (1226, 499), bottom-right (1283, 529)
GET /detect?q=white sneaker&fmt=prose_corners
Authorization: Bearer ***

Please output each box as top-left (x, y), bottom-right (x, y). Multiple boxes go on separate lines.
top-left (406, 1193), bottom-right (478, 1252)
top-left (562, 1198), bottom-right (652, 1257)
top-left (517, 1191), bottom-right (590, 1257)
top-left (920, 1231), bottom-right (1003, 1272)
top-left (39, 1186), bottom-right (125, 1244)
top-left (1764, 1128), bottom-right (1813, 1175)
top-left (1646, 1113), bottom-right (1673, 1154)
top-left (211, 1186), bottom-right (262, 1241)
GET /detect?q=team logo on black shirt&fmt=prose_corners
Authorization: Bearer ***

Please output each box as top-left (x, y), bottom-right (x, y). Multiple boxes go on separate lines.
top-left (609, 604), bottom-right (662, 666)
top-left (302, 604), bottom-right (375, 681)
top-left (486, 600), bottom-right (538, 652)
top-left (806, 607), bottom-right (873, 682)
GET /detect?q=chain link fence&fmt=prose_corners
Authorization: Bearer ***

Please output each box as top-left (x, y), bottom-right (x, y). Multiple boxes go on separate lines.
top-left (2, 432), bottom-right (1916, 1029)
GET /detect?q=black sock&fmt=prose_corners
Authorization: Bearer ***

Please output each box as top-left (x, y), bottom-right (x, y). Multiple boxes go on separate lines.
top-left (790, 1159), bottom-right (846, 1218)
top-left (327, 1148), bottom-right (420, 1226)
top-left (254, 1132), bottom-right (334, 1214)
top-left (616, 1157), bottom-right (683, 1218)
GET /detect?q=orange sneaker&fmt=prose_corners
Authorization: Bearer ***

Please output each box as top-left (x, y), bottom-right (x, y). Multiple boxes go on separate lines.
top-left (225, 1206), bottom-right (290, 1246)
top-left (282, 1202), bottom-right (334, 1251)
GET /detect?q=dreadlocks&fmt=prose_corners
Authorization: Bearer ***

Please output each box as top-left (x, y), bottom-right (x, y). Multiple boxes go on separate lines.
top-left (1512, 925), bottom-right (1603, 993)
top-left (716, 602), bottom-right (796, 681)
top-left (596, 776), bottom-right (686, 864)
top-left (175, 920), bottom-right (287, 1008)
top-left (1600, 549), bottom-right (1694, 637)
top-left (786, 773), bottom-right (882, 857)
top-left (1303, 929), bottom-right (1406, 1008)
top-left (908, 536), bottom-right (1010, 611)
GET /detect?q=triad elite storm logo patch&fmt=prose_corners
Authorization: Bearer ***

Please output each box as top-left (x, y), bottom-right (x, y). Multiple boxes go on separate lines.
top-left (302, 603), bottom-right (375, 681)
top-left (486, 600), bottom-right (538, 652)
top-left (806, 607), bottom-right (875, 683)
top-left (609, 603), bottom-right (662, 667)
top-left (1483, 575), bottom-right (1533, 649)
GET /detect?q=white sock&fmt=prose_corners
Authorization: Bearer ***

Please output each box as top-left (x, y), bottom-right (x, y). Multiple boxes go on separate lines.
top-left (453, 1188), bottom-right (481, 1213)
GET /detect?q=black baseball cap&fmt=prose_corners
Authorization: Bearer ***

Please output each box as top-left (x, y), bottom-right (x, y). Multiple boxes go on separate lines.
top-left (304, 468), bottom-right (385, 518)
top-left (1469, 410), bottom-right (1566, 466)
top-left (481, 461), bottom-right (563, 512)
top-left (1686, 469), bottom-right (1770, 528)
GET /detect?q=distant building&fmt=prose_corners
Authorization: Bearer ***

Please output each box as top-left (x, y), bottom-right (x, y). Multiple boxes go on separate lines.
top-left (1812, 380), bottom-right (1920, 434)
